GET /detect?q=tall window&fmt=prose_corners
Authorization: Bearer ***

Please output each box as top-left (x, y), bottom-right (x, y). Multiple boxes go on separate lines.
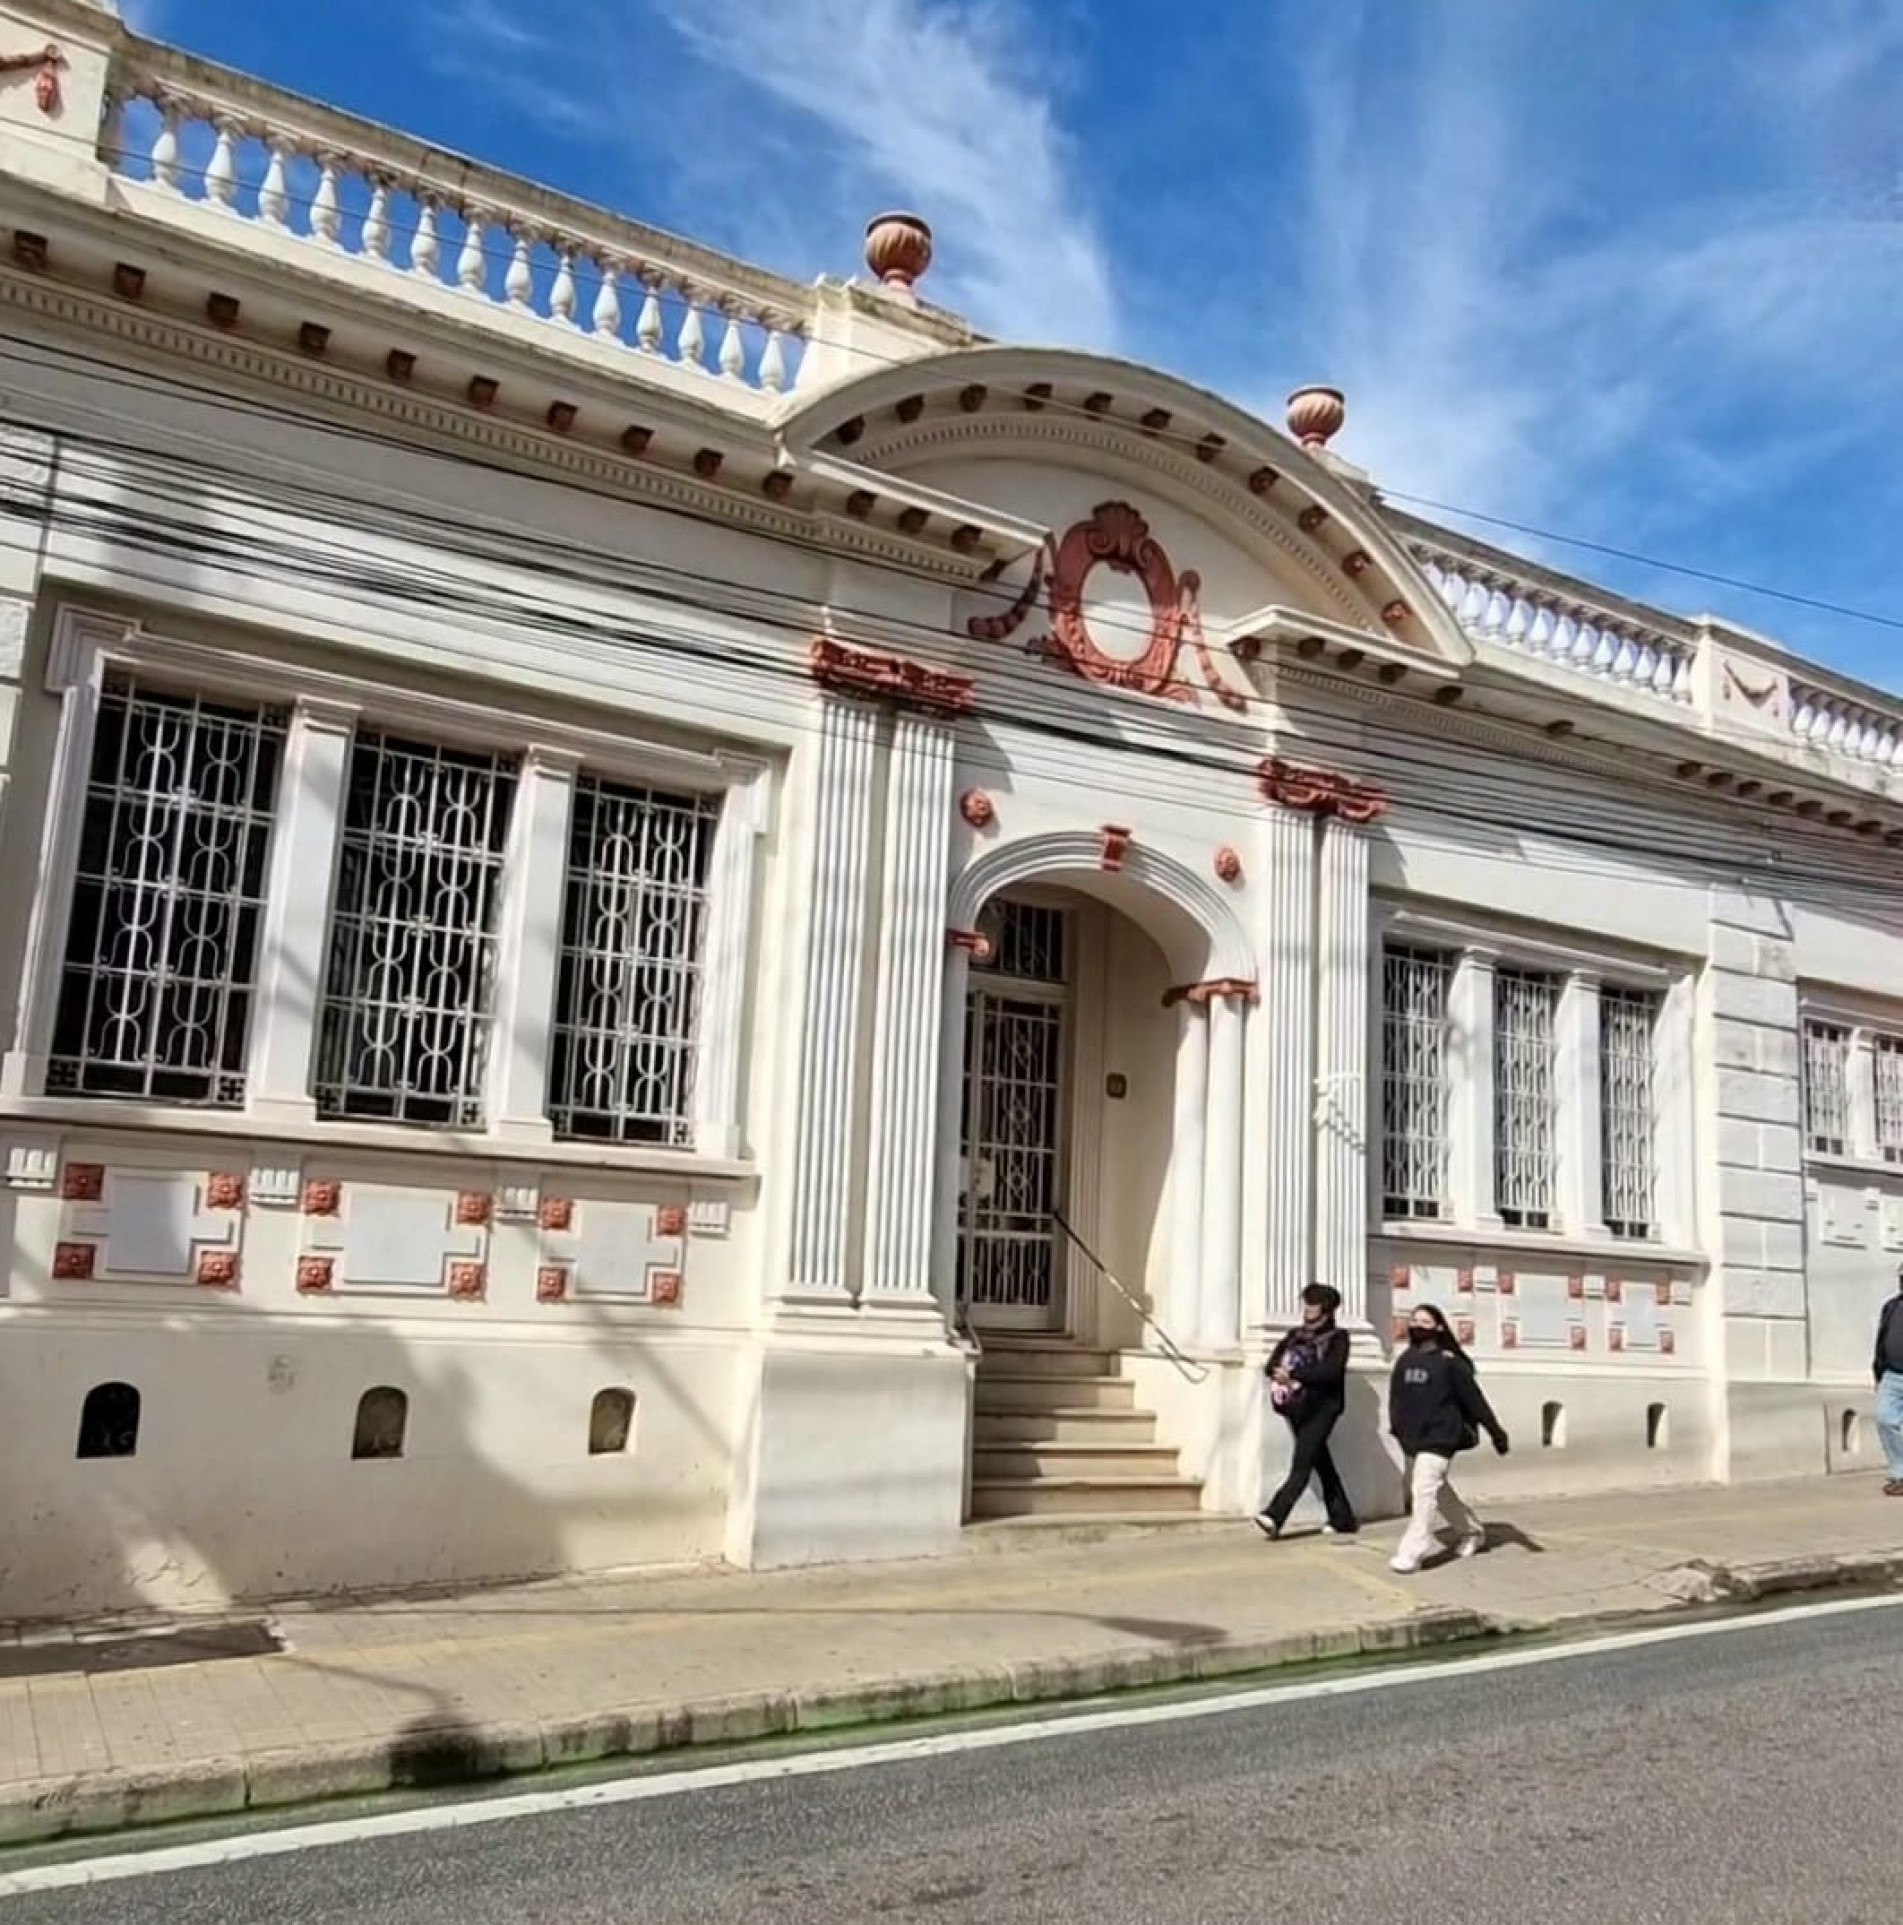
top-left (1381, 944), bottom-right (1452, 1219)
top-left (1802, 1019), bottom-right (1851, 1157)
top-left (313, 731), bottom-right (516, 1127)
top-left (547, 774), bottom-right (719, 1145)
top-left (1600, 986), bottom-right (1660, 1239)
top-left (1494, 967), bottom-right (1559, 1229)
top-left (1875, 1037), bottom-right (1903, 1166)
top-left (49, 676), bottom-right (284, 1106)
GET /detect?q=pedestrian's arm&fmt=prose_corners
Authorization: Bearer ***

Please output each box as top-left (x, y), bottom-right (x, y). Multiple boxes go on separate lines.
top-left (1454, 1359), bottom-right (1509, 1453)
top-left (1876, 1300), bottom-right (1896, 1386)
top-left (1292, 1329), bottom-right (1349, 1396)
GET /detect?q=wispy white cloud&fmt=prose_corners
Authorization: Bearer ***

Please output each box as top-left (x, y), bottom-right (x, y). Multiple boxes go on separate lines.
top-left (1262, 2), bottom-right (1903, 623)
top-left (429, 0), bottom-right (1116, 349)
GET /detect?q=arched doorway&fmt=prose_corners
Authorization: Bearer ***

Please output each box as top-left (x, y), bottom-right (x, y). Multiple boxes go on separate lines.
top-left (941, 837), bottom-right (1254, 1342)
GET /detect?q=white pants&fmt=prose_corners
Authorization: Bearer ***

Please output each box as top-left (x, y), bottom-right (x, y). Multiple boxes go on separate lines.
top-left (1394, 1452), bottom-right (1480, 1567)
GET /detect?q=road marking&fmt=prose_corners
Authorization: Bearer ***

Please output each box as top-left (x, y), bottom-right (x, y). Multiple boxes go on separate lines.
top-left (1, 1588), bottom-right (1897, 1896)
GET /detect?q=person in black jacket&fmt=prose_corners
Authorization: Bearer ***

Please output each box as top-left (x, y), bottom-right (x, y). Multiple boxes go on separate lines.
top-left (1874, 1272), bottom-right (1903, 1495)
top-left (1387, 1303), bottom-right (1509, 1573)
top-left (1254, 1283), bottom-right (1358, 1539)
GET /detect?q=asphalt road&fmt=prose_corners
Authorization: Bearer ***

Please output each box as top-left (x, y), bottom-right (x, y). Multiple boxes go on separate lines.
top-left (4, 1600), bottom-right (1899, 1924)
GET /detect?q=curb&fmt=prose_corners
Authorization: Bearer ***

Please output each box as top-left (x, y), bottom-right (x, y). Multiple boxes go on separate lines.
top-left (0, 1552), bottom-right (1895, 1849)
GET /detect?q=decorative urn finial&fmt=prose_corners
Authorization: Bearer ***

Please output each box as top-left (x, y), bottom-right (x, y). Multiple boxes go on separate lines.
top-left (865, 212), bottom-right (934, 298)
top-left (1286, 385), bottom-right (1346, 450)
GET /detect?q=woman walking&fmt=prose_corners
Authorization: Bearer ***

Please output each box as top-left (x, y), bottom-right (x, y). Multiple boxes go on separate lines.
top-left (1254, 1283), bottom-right (1359, 1539)
top-left (1387, 1303), bottom-right (1509, 1573)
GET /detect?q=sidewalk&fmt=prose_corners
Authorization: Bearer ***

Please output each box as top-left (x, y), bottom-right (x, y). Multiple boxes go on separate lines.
top-left (3, 1475), bottom-right (1900, 1846)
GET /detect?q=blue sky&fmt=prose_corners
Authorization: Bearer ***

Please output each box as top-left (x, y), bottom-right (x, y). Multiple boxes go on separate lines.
top-left (128, 0), bottom-right (1903, 687)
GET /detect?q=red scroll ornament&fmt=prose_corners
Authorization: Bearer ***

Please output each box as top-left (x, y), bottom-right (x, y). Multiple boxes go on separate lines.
top-left (968, 500), bottom-right (1245, 711)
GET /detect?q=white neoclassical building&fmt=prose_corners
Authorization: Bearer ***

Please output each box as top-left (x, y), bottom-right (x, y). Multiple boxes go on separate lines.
top-left (0, 0), bottom-right (1896, 1616)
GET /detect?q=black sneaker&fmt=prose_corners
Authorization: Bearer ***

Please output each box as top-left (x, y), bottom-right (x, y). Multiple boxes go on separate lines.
top-left (1253, 1512), bottom-right (1283, 1540)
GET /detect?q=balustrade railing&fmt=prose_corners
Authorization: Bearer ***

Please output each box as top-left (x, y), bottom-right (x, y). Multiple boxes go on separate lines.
top-left (1413, 547), bottom-right (1695, 704)
top-left (1788, 681), bottom-right (1903, 768)
top-left (101, 56), bottom-right (812, 395)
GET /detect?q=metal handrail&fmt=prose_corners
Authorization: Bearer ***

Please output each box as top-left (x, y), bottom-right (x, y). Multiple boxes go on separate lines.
top-left (1051, 1209), bottom-right (1209, 1384)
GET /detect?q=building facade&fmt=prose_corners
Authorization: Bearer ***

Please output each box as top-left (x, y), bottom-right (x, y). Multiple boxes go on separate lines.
top-left (0, 0), bottom-right (1896, 1616)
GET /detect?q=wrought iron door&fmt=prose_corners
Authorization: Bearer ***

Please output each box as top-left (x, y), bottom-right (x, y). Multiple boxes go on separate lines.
top-left (957, 901), bottom-right (1070, 1328)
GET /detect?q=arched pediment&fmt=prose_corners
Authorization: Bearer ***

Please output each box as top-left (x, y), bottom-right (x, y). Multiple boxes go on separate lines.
top-left (777, 346), bottom-right (1473, 710)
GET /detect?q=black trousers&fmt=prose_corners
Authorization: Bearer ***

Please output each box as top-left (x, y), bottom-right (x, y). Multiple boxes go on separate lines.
top-left (1264, 1400), bottom-right (1357, 1532)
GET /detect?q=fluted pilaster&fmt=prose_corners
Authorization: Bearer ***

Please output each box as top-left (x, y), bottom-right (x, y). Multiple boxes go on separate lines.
top-left (1259, 806), bottom-right (1318, 1330)
top-left (862, 714), bottom-right (957, 1302)
top-left (785, 699), bottom-right (880, 1298)
top-left (1315, 815), bottom-right (1371, 1325)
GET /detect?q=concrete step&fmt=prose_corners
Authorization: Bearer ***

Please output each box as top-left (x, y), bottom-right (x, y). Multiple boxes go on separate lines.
top-left (972, 1373), bottom-right (1137, 1414)
top-left (975, 1343), bottom-right (1118, 1379)
top-left (969, 1475), bottom-right (1205, 1520)
top-left (971, 1407), bottom-right (1160, 1446)
top-left (972, 1441), bottom-right (1183, 1482)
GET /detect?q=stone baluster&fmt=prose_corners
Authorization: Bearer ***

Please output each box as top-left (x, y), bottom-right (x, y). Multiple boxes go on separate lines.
top-left (457, 213), bottom-right (487, 295)
top-left (861, 714), bottom-right (958, 1308)
top-left (362, 181), bottom-right (392, 265)
top-left (676, 295), bottom-right (707, 372)
top-left (149, 100), bottom-right (182, 193)
top-left (591, 259), bottom-right (623, 339)
top-left (310, 154), bottom-right (342, 249)
top-left (412, 198), bottom-right (441, 281)
top-left (759, 327), bottom-right (789, 394)
top-left (782, 698), bottom-right (881, 1301)
top-left (204, 118), bottom-right (238, 210)
top-left (549, 247), bottom-right (578, 326)
top-left (257, 137), bottom-right (291, 230)
top-left (718, 310), bottom-right (746, 381)
top-left (504, 230), bottom-right (534, 309)
top-left (636, 278), bottom-right (665, 353)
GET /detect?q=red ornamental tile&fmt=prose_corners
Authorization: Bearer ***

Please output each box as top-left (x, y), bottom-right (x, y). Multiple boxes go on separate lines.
top-left (60, 1163), bottom-right (104, 1202)
top-left (1455, 1317), bottom-right (1476, 1346)
top-left (1605, 1276), bottom-right (1624, 1304)
top-left (649, 1271), bottom-right (683, 1308)
top-left (447, 1262), bottom-right (486, 1300)
top-left (1655, 1280), bottom-right (1673, 1306)
top-left (196, 1250), bottom-right (238, 1288)
top-left (1388, 1264), bottom-right (1411, 1291)
top-left (654, 1203), bottom-right (688, 1239)
top-left (1566, 1273), bottom-right (1585, 1300)
top-left (536, 1266), bottom-right (569, 1304)
top-left (51, 1241), bottom-right (95, 1281)
top-left (1659, 1328), bottom-right (1677, 1356)
top-left (1569, 1325), bottom-right (1588, 1351)
top-left (1456, 1267), bottom-right (1475, 1294)
top-left (301, 1179), bottom-right (341, 1217)
top-left (455, 1190), bottom-right (493, 1227)
top-left (1389, 1314), bottom-right (1409, 1344)
top-left (1608, 1324), bottom-right (1626, 1352)
top-left (1497, 1272), bottom-right (1517, 1296)
top-left (206, 1171), bottom-right (246, 1210)
top-left (538, 1196), bottom-right (573, 1232)
top-left (296, 1256), bottom-right (334, 1293)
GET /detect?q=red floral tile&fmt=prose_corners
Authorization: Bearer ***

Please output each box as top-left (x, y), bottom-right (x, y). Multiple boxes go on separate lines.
top-left (59, 1164), bottom-right (103, 1202)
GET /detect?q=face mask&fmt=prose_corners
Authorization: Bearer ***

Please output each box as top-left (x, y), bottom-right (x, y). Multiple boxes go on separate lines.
top-left (1407, 1328), bottom-right (1437, 1348)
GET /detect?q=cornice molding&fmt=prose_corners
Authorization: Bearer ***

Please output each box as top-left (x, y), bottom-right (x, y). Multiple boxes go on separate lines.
top-left (0, 270), bottom-right (996, 583)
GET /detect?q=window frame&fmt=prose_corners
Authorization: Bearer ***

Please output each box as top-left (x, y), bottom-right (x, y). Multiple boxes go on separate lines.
top-left (1799, 996), bottom-right (1903, 1174)
top-left (5, 606), bottom-right (769, 1173)
top-left (1373, 904), bottom-right (1690, 1253)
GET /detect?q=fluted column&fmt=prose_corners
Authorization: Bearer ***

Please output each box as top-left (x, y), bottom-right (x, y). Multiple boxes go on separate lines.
top-left (1315, 815), bottom-right (1372, 1326)
top-left (1170, 1001), bottom-right (1210, 1341)
top-left (1259, 806), bottom-right (1319, 1332)
top-left (1199, 989), bottom-right (1247, 1348)
top-left (861, 714), bottom-right (957, 1304)
top-left (783, 698), bottom-right (880, 1301)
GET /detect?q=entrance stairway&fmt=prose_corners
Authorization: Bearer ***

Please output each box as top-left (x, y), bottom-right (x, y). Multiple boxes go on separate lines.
top-left (969, 1337), bottom-right (1204, 1521)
